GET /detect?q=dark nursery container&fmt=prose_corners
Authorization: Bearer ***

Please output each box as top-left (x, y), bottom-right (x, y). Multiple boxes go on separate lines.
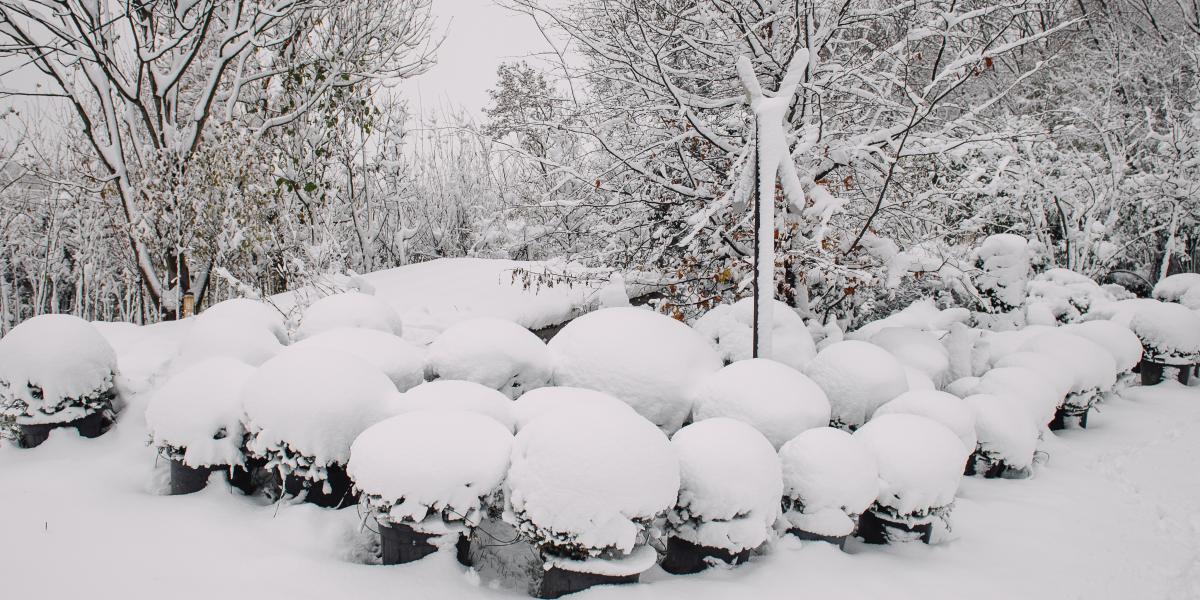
top-left (282, 463), bottom-right (357, 508)
top-left (538, 566), bottom-right (639, 599)
top-left (660, 536), bottom-right (750, 574)
top-left (858, 510), bottom-right (933, 545)
top-left (17, 409), bottom-right (110, 449)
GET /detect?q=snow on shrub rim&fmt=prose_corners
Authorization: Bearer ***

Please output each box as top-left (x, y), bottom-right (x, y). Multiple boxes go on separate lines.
top-left (145, 357), bottom-right (256, 468)
top-left (294, 291), bottom-right (403, 340)
top-left (393, 380), bottom-right (516, 432)
top-left (426, 317), bottom-right (552, 399)
top-left (291, 327), bottom-right (426, 392)
top-left (349, 410), bottom-right (513, 531)
top-left (779, 427), bottom-right (878, 537)
top-left (506, 406), bottom-right (679, 559)
top-left (548, 306), bottom-right (722, 433)
top-left (690, 358), bottom-right (830, 449)
top-left (668, 418), bottom-right (782, 552)
top-left (0, 314), bottom-right (118, 424)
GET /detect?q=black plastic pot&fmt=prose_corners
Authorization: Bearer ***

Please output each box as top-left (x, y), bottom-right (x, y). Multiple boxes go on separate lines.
top-left (282, 463), bottom-right (357, 508)
top-left (1048, 406), bottom-right (1089, 431)
top-left (786, 528), bottom-right (848, 549)
top-left (170, 459), bottom-right (221, 495)
top-left (965, 453), bottom-right (1031, 479)
top-left (857, 509), bottom-right (932, 545)
top-left (379, 522), bottom-right (440, 565)
top-left (538, 565), bottom-right (639, 599)
top-left (16, 410), bottom-right (110, 449)
top-left (1140, 360), bottom-right (1193, 386)
top-left (228, 456), bottom-right (268, 496)
top-left (660, 536), bottom-right (750, 574)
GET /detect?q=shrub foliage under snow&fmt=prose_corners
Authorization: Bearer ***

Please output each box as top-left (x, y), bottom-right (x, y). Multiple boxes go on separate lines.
top-left (426, 317), bottom-right (552, 399)
top-left (145, 357), bottom-right (256, 468)
top-left (779, 427), bottom-right (879, 537)
top-left (0, 314), bottom-right (118, 425)
top-left (692, 298), bottom-right (817, 370)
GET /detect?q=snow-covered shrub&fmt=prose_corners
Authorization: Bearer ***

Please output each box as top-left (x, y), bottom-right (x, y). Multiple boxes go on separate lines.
top-left (427, 317), bottom-right (552, 399)
top-left (804, 341), bottom-right (908, 430)
top-left (945, 376), bottom-right (981, 398)
top-left (1063, 320), bottom-right (1143, 391)
top-left (779, 427), bottom-right (878, 540)
top-left (692, 298), bottom-right (817, 370)
top-left (993, 351), bottom-right (1074, 401)
top-left (0, 314), bottom-right (119, 435)
top-left (1024, 268), bottom-right (1114, 323)
top-left (241, 347), bottom-right (397, 500)
top-left (868, 327), bottom-right (951, 388)
top-left (548, 307), bottom-right (722, 432)
top-left (1019, 332), bottom-right (1116, 425)
top-left (847, 298), bottom-right (970, 341)
top-left (972, 234), bottom-right (1037, 313)
top-left (393, 380), bottom-right (516, 432)
top-left (506, 407), bottom-right (678, 568)
top-left (963, 394), bottom-right (1039, 478)
top-left (145, 357), bottom-right (255, 468)
top-left (970, 367), bottom-right (1063, 428)
top-left (349, 410), bottom-right (512, 533)
top-left (666, 419), bottom-right (781, 562)
top-left (1181, 286), bottom-right (1200, 310)
top-left (1151, 273), bottom-right (1200, 304)
top-left (294, 291), bottom-right (403, 340)
top-left (172, 318), bottom-right (283, 370)
top-left (979, 325), bottom-right (1056, 367)
top-left (198, 298), bottom-right (288, 343)
top-left (1126, 302), bottom-right (1200, 366)
top-left (689, 359), bottom-right (830, 449)
top-left (853, 414), bottom-right (966, 543)
top-left (291, 327), bottom-right (425, 391)
top-left (904, 367), bottom-right (937, 391)
top-left (872, 390), bottom-right (976, 462)
top-left (512, 387), bottom-right (635, 431)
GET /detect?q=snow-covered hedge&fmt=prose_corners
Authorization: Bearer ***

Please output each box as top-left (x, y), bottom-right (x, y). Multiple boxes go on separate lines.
top-left (512, 386), bottom-right (635, 431)
top-left (1024, 268), bottom-right (1114, 324)
top-left (349, 410), bottom-right (512, 531)
top-left (294, 292), bottom-right (403, 340)
top-left (1126, 302), bottom-right (1200, 365)
top-left (690, 358), bottom-right (830, 449)
top-left (872, 390), bottom-right (976, 462)
top-left (0, 314), bottom-right (119, 426)
top-left (506, 407), bottom-right (679, 562)
top-left (291, 327), bottom-right (425, 392)
top-left (668, 418), bottom-right (781, 554)
top-left (968, 367), bottom-right (1062, 428)
top-left (1019, 332), bottom-right (1116, 416)
top-left (992, 351), bottom-right (1074, 401)
top-left (548, 307), bottom-right (722, 432)
top-left (241, 347), bottom-right (397, 487)
top-left (964, 394), bottom-right (1039, 478)
top-left (1063, 320), bottom-right (1143, 389)
top-left (804, 340), bottom-right (908, 430)
top-left (692, 298), bottom-right (816, 370)
top-left (779, 427), bottom-right (878, 538)
top-left (145, 357), bottom-right (255, 468)
top-left (426, 317), bottom-right (552, 399)
top-left (393, 380), bottom-right (516, 432)
top-left (868, 327), bottom-right (951, 388)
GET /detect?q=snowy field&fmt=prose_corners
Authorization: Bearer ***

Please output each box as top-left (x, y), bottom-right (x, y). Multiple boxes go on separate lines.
top-left (1, 315), bottom-right (1196, 600)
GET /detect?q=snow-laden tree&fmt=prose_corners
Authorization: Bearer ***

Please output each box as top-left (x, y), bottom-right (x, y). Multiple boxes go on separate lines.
top-left (0, 0), bottom-right (434, 318)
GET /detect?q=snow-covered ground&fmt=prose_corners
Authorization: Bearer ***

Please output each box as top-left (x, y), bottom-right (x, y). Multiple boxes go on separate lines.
top-left (2, 317), bottom-right (1198, 599)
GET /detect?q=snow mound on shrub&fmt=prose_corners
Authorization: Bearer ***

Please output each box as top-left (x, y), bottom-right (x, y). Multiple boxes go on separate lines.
top-left (512, 386), bottom-right (635, 431)
top-left (848, 298), bottom-right (969, 341)
top-left (904, 367), bottom-right (936, 391)
top-left (295, 292), bottom-right (403, 340)
top-left (348, 410), bottom-right (512, 526)
top-left (690, 359), bottom-right (831, 448)
top-left (945, 377), bottom-right (980, 398)
top-left (427, 317), bottom-right (552, 399)
top-left (393, 380), bottom-right (516, 432)
top-left (0, 314), bottom-right (118, 419)
top-left (291, 327), bottom-right (425, 392)
top-left (198, 298), bottom-right (288, 343)
top-left (853, 414), bottom-right (965, 515)
top-left (507, 407), bottom-right (680, 555)
top-left (669, 418), bottom-right (782, 552)
top-left (1025, 268), bottom-right (1113, 322)
top-left (1126, 301), bottom-right (1200, 364)
top-left (979, 325), bottom-right (1055, 367)
top-left (145, 357), bottom-right (256, 467)
top-left (692, 298), bottom-right (816, 370)
top-left (804, 341), bottom-right (908, 429)
top-left (548, 307), bottom-right (722, 432)
top-left (1019, 331), bottom-right (1117, 393)
top-left (973, 234), bottom-right (1035, 310)
top-left (241, 347), bottom-right (397, 468)
top-left (172, 318), bottom-right (283, 370)
top-left (1181, 286), bottom-right (1200, 310)
top-left (779, 427), bottom-right (878, 537)
top-left (993, 351), bottom-right (1074, 401)
top-left (965, 394), bottom-right (1039, 471)
top-left (869, 327), bottom-right (951, 387)
top-left (1063, 320), bottom-right (1143, 374)
top-left (872, 390), bottom-right (976, 459)
top-left (1152, 273), bottom-right (1200, 303)
top-left (972, 367), bottom-right (1062, 428)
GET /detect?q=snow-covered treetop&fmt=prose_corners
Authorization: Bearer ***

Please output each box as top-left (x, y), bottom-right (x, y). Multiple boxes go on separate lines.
top-left (427, 317), bottom-right (552, 399)
top-left (804, 340), bottom-right (909, 429)
top-left (145, 357), bottom-right (256, 468)
top-left (779, 427), bottom-right (878, 537)
top-left (295, 292), bottom-right (403, 340)
top-left (853, 414), bottom-right (966, 516)
top-left (392, 380), bottom-right (517, 432)
top-left (348, 410), bottom-right (513, 528)
top-left (669, 418), bottom-right (782, 552)
top-left (690, 358), bottom-right (830, 449)
top-left (548, 307), bottom-right (722, 433)
top-left (0, 314), bottom-right (117, 416)
top-left (692, 298), bottom-right (817, 371)
top-left (291, 327), bottom-right (425, 392)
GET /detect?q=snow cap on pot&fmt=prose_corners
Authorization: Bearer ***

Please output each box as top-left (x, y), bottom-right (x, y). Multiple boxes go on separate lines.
top-left (868, 327), bottom-right (952, 389)
top-left (804, 340), bottom-right (908, 430)
top-left (872, 390), bottom-right (976, 462)
top-left (1151, 273), bottom-right (1200, 304)
top-left (692, 297), bottom-right (817, 371)
top-left (294, 291), bottom-right (403, 340)
top-left (548, 307), bottom-right (722, 433)
top-left (1063, 320), bottom-right (1143, 378)
top-left (1126, 301), bottom-right (1200, 366)
top-left (196, 298), bottom-right (289, 343)
top-left (171, 316), bottom-right (283, 371)
top-left (291, 327), bottom-right (425, 391)
top-left (690, 358), bottom-right (830, 449)
top-left (970, 367), bottom-right (1062, 429)
top-left (392, 380), bottom-right (516, 432)
top-left (963, 394), bottom-right (1039, 478)
top-left (1019, 331), bottom-right (1116, 414)
top-left (779, 427), bottom-right (878, 539)
top-left (512, 386), bottom-right (636, 431)
top-left (146, 357), bottom-right (256, 468)
top-left (427, 317), bottom-right (552, 399)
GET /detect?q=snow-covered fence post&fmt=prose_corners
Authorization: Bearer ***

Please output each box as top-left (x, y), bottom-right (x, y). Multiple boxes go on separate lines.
top-left (735, 52), bottom-right (808, 359)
